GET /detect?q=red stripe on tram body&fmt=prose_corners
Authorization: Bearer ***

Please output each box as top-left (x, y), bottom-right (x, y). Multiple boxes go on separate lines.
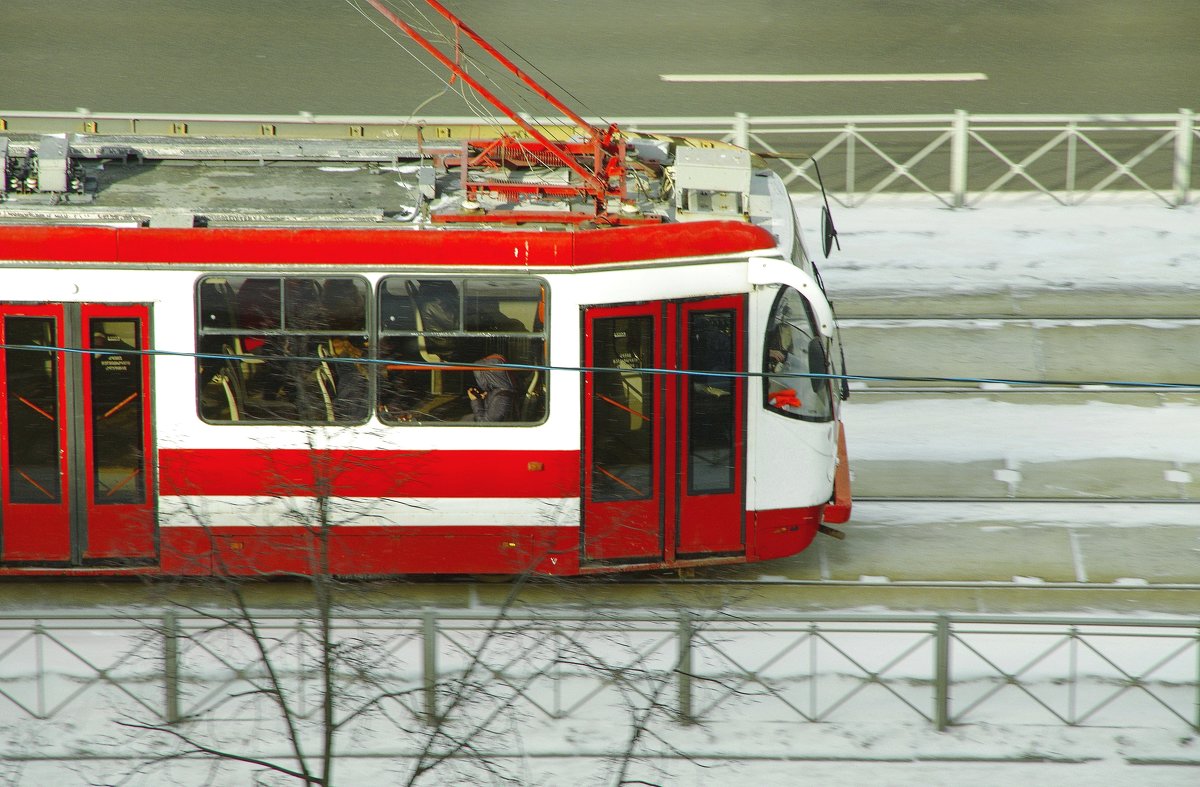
top-left (0, 221), bottom-right (775, 267)
top-left (158, 524), bottom-right (583, 577)
top-left (158, 448), bottom-right (581, 498)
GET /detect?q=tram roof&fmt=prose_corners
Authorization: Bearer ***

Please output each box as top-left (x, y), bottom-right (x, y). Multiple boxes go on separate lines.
top-left (0, 130), bottom-right (786, 267)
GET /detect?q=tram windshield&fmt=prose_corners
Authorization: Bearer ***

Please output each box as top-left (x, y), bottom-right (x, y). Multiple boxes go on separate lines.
top-left (763, 287), bottom-right (833, 422)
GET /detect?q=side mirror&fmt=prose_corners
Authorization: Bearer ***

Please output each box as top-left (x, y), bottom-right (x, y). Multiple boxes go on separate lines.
top-left (812, 158), bottom-right (840, 259)
top-left (820, 205), bottom-right (840, 259)
top-left (807, 337), bottom-right (828, 394)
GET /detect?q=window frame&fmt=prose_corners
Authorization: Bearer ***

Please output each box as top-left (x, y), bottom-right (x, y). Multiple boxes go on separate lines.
top-left (375, 275), bottom-right (548, 427)
top-left (193, 273), bottom-right (548, 427)
top-left (194, 274), bottom-right (372, 425)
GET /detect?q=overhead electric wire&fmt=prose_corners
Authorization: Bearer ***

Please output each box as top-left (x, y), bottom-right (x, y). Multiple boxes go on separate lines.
top-left (342, 0), bottom-right (503, 133)
top-left (351, 0), bottom-right (534, 135)
top-left (349, 0), bottom-right (609, 183)
top-left (4, 342), bottom-right (1197, 391)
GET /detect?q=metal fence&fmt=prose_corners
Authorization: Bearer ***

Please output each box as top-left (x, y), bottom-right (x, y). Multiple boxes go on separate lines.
top-left (628, 109), bottom-right (1198, 208)
top-left (1, 609), bottom-right (1196, 741)
top-left (2, 108), bottom-right (1195, 207)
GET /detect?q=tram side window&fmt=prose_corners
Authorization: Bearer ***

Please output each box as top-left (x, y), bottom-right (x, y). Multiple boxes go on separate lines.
top-left (196, 275), bottom-right (370, 424)
top-left (377, 276), bottom-right (546, 424)
top-left (763, 287), bottom-right (832, 422)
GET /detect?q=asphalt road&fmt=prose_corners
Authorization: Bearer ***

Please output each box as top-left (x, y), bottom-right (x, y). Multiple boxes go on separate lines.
top-left (2, 0), bottom-right (1197, 117)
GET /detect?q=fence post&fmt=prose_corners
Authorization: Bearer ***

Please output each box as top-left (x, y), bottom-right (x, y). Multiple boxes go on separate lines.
top-left (1175, 108), bottom-right (1194, 206)
top-left (677, 612), bottom-right (694, 724)
top-left (34, 622), bottom-right (46, 719)
top-left (934, 615), bottom-right (950, 731)
top-left (163, 611), bottom-right (180, 724)
top-left (1194, 625), bottom-right (1200, 733)
top-left (733, 112), bottom-right (750, 150)
top-left (1066, 120), bottom-right (1079, 204)
top-left (950, 109), bottom-right (969, 208)
top-left (422, 608), bottom-right (439, 725)
top-left (845, 122), bottom-right (857, 207)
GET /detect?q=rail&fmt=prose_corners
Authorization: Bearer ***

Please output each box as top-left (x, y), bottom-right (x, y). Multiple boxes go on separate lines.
top-left (1, 108), bottom-right (1195, 207)
top-left (0, 609), bottom-right (1196, 768)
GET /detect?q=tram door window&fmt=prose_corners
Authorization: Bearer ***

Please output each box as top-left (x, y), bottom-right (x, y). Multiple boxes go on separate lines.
top-left (3, 316), bottom-right (61, 506)
top-left (677, 297), bottom-right (746, 556)
top-left (589, 315), bottom-right (656, 504)
top-left (686, 311), bottom-right (736, 493)
top-left (0, 303), bottom-right (155, 564)
top-left (584, 306), bottom-right (662, 561)
top-left (88, 319), bottom-right (146, 504)
top-left (583, 296), bottom-right (746, 564)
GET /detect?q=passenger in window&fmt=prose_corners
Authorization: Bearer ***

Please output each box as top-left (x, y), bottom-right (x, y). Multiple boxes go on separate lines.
top-left (764, 319), bottom-right (804, 413)
top-left (466, 354), bottom-right (517, 422)
top-left (766, 323), bottom-right (792, 373)
top-left (378, 365), bottom-right (422, 421)
top-left (472, 299), bottom-right (527, 333)
top-left (470, 300), bottom-right (529, 368)
top-left (763, 302), bottom-right (832, 420)
top-left (321, 279), bottom-right (367, 331)
top-left (414, 280), bottom-right (460, 357)
top-left (329, 337), bottom-right (369, 421)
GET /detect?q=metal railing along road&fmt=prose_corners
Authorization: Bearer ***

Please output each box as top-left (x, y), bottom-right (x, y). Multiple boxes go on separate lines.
top-left (0, 609), bottom-right (1196, 754)
top-left (2, 108), bottom-right (1195, 207)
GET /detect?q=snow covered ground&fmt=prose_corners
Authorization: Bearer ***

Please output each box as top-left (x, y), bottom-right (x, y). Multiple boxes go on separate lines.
top-left (848, 396), bottom-right (1200, 464)
top-left (5, 728), bottom-right (1197, 786)
top-left (2, 611), bottom-right (1198, 786)
top-left (2, 607), bottom-right (1198, 786)
top-left (810, 197), bottom-right (1200, 296)
top-left (813, 199), bottom-right (1200, 505)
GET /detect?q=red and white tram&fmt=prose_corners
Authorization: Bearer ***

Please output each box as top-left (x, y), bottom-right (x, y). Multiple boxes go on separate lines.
top-left (0, 2), bottom-right (850, 577)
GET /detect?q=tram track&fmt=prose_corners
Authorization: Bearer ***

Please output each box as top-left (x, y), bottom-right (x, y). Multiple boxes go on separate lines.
top-left (226, 572), bottom-right (1200, 617)
top-left (840, 314), bottom-right (1200, 321)
top-left (850, 386), bottom-right (1200, 394)
top-left (788, 295), bottom-right (1200, 612)
top-left (855, 495), bottom-right (1200, 503)
top-left (626, 575), bottom-right (1200, 593)
top-left (2, 574), bottom-right (1196, 616)
top-left (577, 551), bottom-right (1200, 616)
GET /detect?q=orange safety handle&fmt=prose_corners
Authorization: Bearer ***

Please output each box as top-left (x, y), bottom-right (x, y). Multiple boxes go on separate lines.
top-left (768, 388), bottom-right (802, 408)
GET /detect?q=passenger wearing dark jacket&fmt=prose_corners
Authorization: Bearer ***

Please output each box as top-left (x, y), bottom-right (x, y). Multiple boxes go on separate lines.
top-left (467, 354), bottom-right (517, 422)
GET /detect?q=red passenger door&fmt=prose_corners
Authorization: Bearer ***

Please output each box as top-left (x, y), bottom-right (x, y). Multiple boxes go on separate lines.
top-left (0, 303), bottom-right (156, 564)
top-left (675, 296), bottom-right (746, 557)
top-left (582, 296), bottom-right (745, 565)
top-left (583, 303), bottom-right (665, 562)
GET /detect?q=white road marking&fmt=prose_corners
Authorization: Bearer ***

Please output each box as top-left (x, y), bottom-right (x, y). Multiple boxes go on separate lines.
top-left (660, 73), bottom-right (988, 83)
